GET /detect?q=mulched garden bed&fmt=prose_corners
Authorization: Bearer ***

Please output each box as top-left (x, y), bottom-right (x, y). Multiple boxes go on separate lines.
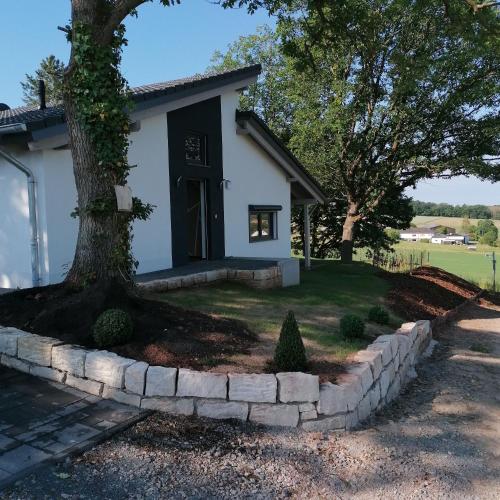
top-left (0, 281), bottom-right (257, 370)
top-left (383, 265), bottom-right (480, 321)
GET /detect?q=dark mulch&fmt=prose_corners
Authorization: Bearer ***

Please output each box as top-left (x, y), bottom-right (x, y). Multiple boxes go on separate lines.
top-left (0, 281), bottom-right (257, 370)
top-left (383, 265), bottom-right (480, 321)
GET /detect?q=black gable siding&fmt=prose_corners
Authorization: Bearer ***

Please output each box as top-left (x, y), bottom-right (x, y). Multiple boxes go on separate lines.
top-left (167, 97), bottom-right (225, 267)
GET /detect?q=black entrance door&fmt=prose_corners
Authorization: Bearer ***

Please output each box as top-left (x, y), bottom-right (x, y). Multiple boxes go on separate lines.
top-left (167, 97), bottom-right (225, 267)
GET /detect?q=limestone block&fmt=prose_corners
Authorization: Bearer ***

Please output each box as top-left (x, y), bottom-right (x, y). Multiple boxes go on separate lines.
top-left (228, 373), bottom-right (277, 403)
top-left (317, 383), bottom-right (348, 415)
top-left (181, 276), bottom-right (195, 288)
top-left (197, 400), bottom-right (248, 421)
top-left (206, 270), bottom-right (223, 283)
top-left (193, 272), bottom-right (207, 285)
top-left (373, 335), bottom-right (399, 358)
top-left (235, 270), bottom-right (253, 280)
top-left (396, 335), bottom-right (411, 361)
top-left (415, 320), bottom-right (431, 338)
top-left (65, 374), bottom-right (103, 396)
top-left (125, 361), bottom-right (149, 395)
top-left (0, 328), bottom-right (31, 357)
top-left (215, 269), bottom-right (229, 280)
top-left (249, 404), bottom-right (299, 427)
top-left (85, 351), bottom-right (135, 388)
top-left (396, 322), bottom-right (417, 344)
top-left (145, 366), bottom-right (177, 397)
top-left (335, 374), bottom-right (364, 411)
top-left (352, 349), bottom-right (382, 381)
top-left (177, 369), bottom-right (227, 399)
top-left (227, 269), bottom-right (238, 280)
top-left (18, 335), bottom-right (64, 367)
top-left (302, 414), bottom-right (346, 432)
top-left (30, 365), bottom-right (66, 383)
top-left (357, 394), bottom-right (371, 422)
top-left (102, 386), bottom-right (142, 407)
top-left (276, 372), bottom-right (319, 403)
top-left (167, 278), bottom-right (182, 290)
top-left (141, 397), bottom-right (194, 416)
top-left (379, 367), bottom-right (392, 399)
top-left (300, 409), bottom-right (318, 421)
top-left (51, 345), bottom-right (87, 377)
top-left (386, 373), bottom-right (402, 403)
top-left (299, 402), bottom-right (315, 412)
top-left (253, 269), bottom-right (274, 281)
top-left (345, 410), bottom-right (359, 430)
top-left (368, 381), bottom-right (381, 411)
top-left (1, 354), bottom-right (31, 374)
top-left (345, 363), bottom-right (373, 395)
top-left (367, 341), bottom-right (392, 366)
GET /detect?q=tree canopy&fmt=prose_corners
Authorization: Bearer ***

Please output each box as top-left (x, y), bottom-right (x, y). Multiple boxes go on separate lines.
top-left (21, 55), bottom-right (65, 106)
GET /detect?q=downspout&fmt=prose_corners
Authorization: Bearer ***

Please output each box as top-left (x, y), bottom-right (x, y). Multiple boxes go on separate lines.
top-left (0, 147), bottom-right (41, 287)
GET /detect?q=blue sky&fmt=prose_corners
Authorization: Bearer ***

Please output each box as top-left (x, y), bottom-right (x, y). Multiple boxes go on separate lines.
top-left (1, 1), bottom-right (497, 205)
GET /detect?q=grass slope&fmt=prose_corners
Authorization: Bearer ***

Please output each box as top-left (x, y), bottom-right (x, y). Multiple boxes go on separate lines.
top-left (412, 215), bottom-right (500, 231)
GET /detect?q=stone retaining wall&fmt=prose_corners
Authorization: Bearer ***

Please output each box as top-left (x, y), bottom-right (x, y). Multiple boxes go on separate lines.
top-left (137, 266), bottom-right (282, 293)
top-left (0, 320), bottom-right (431, 431)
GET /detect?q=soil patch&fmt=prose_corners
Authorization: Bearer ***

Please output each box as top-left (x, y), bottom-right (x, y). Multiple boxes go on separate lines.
top-left (383, 265), bottom-right (480, 321)
top-left (0, 281), bottom-right (257, 370)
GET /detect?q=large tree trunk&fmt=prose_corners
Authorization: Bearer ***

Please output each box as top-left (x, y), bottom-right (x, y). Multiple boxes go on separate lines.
top-left (340, 203), bottom-right (359, 264)
top-left (64, 0), bottom-right (126, 285)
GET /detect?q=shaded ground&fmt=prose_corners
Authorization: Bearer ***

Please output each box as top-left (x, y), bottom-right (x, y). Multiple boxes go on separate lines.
top-left (4, 300), bottom-right (499, 499)
top-left (385, 265), bottom-right (480, 321)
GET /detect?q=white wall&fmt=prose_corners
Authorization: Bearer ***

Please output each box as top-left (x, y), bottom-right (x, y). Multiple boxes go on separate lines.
top-left (37, 112), bottom-right (172, 283)
top-left (220, 92), bottom-right (292, 259)
top-left (0, 150), bottom-right (37, 288)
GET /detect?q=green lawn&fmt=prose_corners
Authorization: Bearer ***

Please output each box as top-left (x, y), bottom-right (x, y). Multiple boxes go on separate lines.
top-left (155, 260), bottom-right (399, 366)
top-left (358, 241), bottom-right (497, 289)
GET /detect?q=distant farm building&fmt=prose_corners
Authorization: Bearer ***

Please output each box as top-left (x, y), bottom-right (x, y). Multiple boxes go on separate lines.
top-left (400, 227), bottom-right (469, 244)
top-left (400, 228), bottom-right (435, 241)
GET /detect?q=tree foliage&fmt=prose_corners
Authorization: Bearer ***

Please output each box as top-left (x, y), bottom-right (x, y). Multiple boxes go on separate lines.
top-left (21, 55), bottom-right (65, 106)
top-left (411, 201), bottom-right (494, 219)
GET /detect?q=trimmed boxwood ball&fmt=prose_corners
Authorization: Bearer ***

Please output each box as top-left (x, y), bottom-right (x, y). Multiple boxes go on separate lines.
top-left (93, 308), bottom-right (133, 348)
top-left (368, 305), bottom-right (390, 325)
top-left (274, 310), bottom-right (308, 371)
top-left (340, 314), bottom-right (365, 339)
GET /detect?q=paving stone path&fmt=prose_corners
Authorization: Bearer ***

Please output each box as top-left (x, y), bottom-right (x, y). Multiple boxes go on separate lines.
top-left (0, 366), bottom-right (147, 490)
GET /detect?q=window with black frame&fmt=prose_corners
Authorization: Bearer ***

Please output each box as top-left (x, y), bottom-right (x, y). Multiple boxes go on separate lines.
top-left (248, 205), bottom-right (281, 242)
top-left (184, 131), bottom-right (208, 166)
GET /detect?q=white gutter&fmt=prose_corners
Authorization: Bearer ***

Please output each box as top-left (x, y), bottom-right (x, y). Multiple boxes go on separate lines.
top-left (0, 146), bottom-right (41, 287)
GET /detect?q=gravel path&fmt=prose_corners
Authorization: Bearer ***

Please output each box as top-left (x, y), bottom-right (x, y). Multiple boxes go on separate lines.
top-left (3, 300), bottom-right (500, 499)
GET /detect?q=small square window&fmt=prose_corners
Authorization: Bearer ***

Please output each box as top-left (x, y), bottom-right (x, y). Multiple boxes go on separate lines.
top-left (249, 210), bottom-right (278, 242)
top-left (185, 132), bottom-right (207, 166)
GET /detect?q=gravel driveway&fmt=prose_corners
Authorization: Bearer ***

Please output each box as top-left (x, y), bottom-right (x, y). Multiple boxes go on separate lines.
top-left (3, 300), bottom-right (500, 499)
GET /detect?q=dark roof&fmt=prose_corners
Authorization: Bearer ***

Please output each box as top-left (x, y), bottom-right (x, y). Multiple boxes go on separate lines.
top-left (0, 65), bottom-right (261, 134)
top-left (236, 110), bottom-right (328, 203)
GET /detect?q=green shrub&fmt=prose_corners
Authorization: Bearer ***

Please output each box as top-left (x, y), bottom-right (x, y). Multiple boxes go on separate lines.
top-left (367, 305), bottom-right (390, 325)
top-left (93, 308), bottom-right (133, 348)
top-left (340, 314), bottom-right (365, 339)
top-left (420, 238), bottom-right (430, 243)
top-left (274, 311), bottom-right (308, 371)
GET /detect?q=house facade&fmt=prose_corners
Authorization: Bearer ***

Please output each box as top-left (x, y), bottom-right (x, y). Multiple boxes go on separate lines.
top-left (399, 228), bottom-right (435, 242)
top-left (0, 66), bottom-right (326, 289)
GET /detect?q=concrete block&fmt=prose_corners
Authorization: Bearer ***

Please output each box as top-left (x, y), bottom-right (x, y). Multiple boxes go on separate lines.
top-left (145, 366), bottom-right (176, 397)
top-left (317, 383), bottom-right (348, 415)
top-left (0, 328), bottom-right (31, 357)
top-left (279, 259), bottom-right (300, 287)
top-left (141, 397), bottom-right (194, 416)
top-left (276, 372), bottom-right (319, 403)
top-left (301, 414), bottom-right (346, 432)
top-left (249, 404), bottom-right (299, 428)
top-left (18, 335), bottom-right (64, 367)
top-left (30, 365), bottom-right (66, 383)
top-left (102, 386), bottom-right (142, 407)
top-left (51, 345), bottom-right (87, 377)
top-left (352, 349), bottom-right (383, 381)
top-left (196, 400), bottom-right (248, 421)
top-left (1, 354), bottom-right (31, 374)
top-left (228, 373), bottom-right (277, 403)
top-left (65, 374), bottom-right (103, 396)
top-left (85, 351), bottom-right (135, 388)
top-left (125, 361), bottom-right (149, 395)
top-left (206, 270), bottom-right (222, 283)
top-left (177, 369), bottom-right (227, 399)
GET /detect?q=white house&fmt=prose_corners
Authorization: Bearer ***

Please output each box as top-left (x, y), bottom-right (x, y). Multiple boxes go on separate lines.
top-left (399, 228), bottom-right (435, 242)
top-left (431, 234), bottom-right (469, 245)
top-left (0, 65), bottom-right (326, 289)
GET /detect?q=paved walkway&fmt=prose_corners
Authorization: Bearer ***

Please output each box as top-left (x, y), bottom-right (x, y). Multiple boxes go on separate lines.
top-left (0, 367), bottom-right (147, 490)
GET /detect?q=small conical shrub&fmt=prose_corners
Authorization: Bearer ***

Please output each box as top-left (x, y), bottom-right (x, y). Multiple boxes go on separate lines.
top-left (274, 311), bottom-right (308, 371)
